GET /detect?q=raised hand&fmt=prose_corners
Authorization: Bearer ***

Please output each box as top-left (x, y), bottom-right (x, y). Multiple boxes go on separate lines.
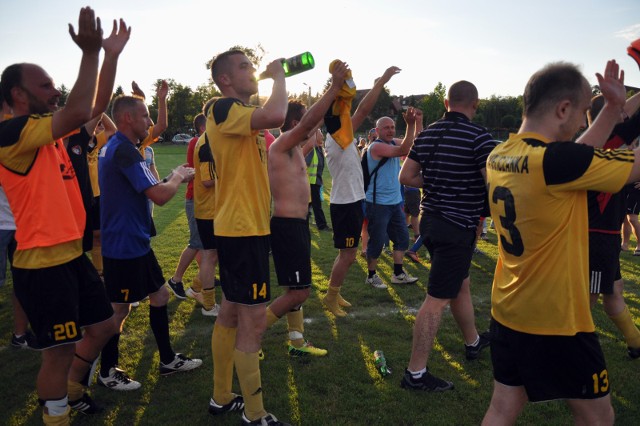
top-left (329, 60), bottom-right (349, 89)
top-left (68, 6), bottom-right (103, 54)
top-left (378, 66), bottom-right (401, 85)
top-left (132, 81), bottom-right (145, 99)
top-left (102, 18), bottom-right (131, 57)
top-left (403, 107), bottom-right (417, 126)
top-left (596, 60), bottom-right (626, 110)
top-left (156, 80), bottom-right (169, 101)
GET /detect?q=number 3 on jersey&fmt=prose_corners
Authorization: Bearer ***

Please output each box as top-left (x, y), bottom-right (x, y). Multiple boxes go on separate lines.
top-left (252, 282), bottom-right (268, 301)
top-left (491, 185), bottom-right (524, 256)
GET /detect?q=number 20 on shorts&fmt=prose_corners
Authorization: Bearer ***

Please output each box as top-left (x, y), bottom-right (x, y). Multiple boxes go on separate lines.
top-left (53, 321), bottom-right (78, 341)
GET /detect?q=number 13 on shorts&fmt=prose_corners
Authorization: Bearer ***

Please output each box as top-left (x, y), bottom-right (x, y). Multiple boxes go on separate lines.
top-left (252, 282), bottom-right (268, 301)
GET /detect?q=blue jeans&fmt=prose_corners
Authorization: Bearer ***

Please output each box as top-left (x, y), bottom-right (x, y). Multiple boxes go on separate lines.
top-left (365, 202), bottom-right (409, 259)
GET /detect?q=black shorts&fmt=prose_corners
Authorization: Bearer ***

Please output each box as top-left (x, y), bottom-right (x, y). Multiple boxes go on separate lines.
top-left (12, 255), bottom-right (114, 349)
top-left (196, 218), bottom-right (217, 250)
top-left (91, 196), bottom-right (101, 231)
top-left (330, 200), bottom-right (364, 249)
top-left (589, 233), bottom-right (621, 295)
top-left (103, 249), bottom-right (165, 303)
top-left (217, 235), bottom-right (270, 305)
top-left (420, 214), bottom-right (475, 299)
top-left (490, 318), bottom-right (610, 402)
top-left (626, 188), bottom-right (640, 215)
top-left (403, 188), bottom-right (420, 217)
top-left (271, 217), bottom-right (311, 289)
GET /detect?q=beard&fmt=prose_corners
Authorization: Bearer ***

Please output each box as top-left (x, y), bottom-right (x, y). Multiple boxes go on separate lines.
top-left (24, 88), bottom-right (57, 115)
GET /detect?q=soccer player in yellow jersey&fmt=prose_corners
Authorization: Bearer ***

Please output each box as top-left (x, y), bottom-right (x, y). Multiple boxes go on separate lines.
top-left (483, 60), bottom-right (640, 425)
top-left (192, 106), bottom-right (220, 316)
top-left (206, 50), bottom-right (289, 426)
top-left (0, 9), bottom-right (130, 425)
top-left (265, 61), bottom-right (348, 359)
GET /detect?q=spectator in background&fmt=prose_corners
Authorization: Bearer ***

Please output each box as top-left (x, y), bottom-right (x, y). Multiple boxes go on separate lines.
top-left (306, 128), bottom-right (330, 231)
top-left (166, 112), bottom-right (206, 301)
top-left (400, 80), bottom-right (495, 393)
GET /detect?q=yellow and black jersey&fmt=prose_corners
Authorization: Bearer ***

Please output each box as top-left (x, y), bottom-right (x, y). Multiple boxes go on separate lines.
top-left (0, 114), bottom-right (84, 268)
top-left (206, 97), bottom-right (270, 237)
top-left (487, 132), bottom-right (633, 336)
top-left (193, 134), bottom-right (215, 220)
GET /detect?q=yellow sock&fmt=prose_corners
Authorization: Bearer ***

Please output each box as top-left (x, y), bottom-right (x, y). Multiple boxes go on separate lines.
top-left (323, 286), bottom-right (347, 317)
top-left (66, 380), bottom-right (85, 402)
top-left (202, 287), bottom-right (216, 311)
top-left (286, 309), bottom-right (305, 348)
top-left (90, 246), bottom-right (103, 275)
top-left (192, 275), bottom-right (203, 293)
top-left (234, 349), bottom-right (267, 421)
top-left (266, 306), bottom-right (280, 329)
top-left (43, 405), bottom-right (70, 426)
top-left (609, 305), bottom-right (640, 348)
top-left (212, 323), bottom-right (237, 405)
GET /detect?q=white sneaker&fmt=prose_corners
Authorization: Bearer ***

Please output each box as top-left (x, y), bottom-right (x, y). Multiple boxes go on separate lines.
top-left (159, 353), bottom-right (202, 376)
top-left (98, 367), bottom-right (141, 391)
top-left (365, 274), bottom-right (388, 289)
top-left (391, 271), bottom-right (418, 284)
top-left (202, 304), bottom-right (220, 317)
top-left (186, 288), bottom-right (204, 305)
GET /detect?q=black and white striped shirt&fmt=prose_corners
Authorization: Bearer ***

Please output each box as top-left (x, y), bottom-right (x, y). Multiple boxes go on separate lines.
top-left (408, 111), bottom-right (497, 229)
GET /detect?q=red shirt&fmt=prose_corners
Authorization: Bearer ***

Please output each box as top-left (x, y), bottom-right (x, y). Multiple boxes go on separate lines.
top-left (185, 135), bottom-right (199, 200)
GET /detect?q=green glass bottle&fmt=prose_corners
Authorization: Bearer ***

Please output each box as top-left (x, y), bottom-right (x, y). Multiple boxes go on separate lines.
top-left (258, 52), bottom-right (315, 80)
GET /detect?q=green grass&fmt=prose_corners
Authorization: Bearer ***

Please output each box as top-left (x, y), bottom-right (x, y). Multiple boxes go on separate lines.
top-left (1, 143), bottom-right (640, 425)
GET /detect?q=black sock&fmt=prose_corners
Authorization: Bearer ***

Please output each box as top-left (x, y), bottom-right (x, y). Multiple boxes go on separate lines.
top-left (368, 270), bottom-right (376, 278)
top-left (75, 353), bottom-right (98, 387)
top-left (100, 333), bottom-right (120, 377)
top-left (394, 264), bottom-right (404, 276)
top-left (150, 305), bottom-right (175, 364)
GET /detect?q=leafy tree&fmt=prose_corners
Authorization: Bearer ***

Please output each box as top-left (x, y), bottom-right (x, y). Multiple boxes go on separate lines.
top-left (419, 82), bottom-right (447, 125)
top-left (56, 84), bottom-right (69, 107)
top-left (192, 82), bottom-right (221, 112)
top-left (351, 86), bottom-right (395, 133)
top-left (500, 114), bottom-right (517, 129)
top-left (477, 95), bottom-right (522, 130)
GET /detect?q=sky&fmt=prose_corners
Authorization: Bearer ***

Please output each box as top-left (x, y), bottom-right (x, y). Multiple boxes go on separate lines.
top-left (1, 0), bottom-right (640, 102)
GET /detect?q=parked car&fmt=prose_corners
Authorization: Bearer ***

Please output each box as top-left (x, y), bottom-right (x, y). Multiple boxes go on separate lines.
top-left (171, 133), bottom-right (192, 144)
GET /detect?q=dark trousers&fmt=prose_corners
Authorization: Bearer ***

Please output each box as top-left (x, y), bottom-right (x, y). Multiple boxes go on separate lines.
top-left (308, 184), bottom-right (328, 229)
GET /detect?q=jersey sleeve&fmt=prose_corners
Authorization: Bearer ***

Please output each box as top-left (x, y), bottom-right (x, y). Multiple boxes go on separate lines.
top-left (197, 139), bottom-right (215, 181)
top-left (544, 141), bottom-right (633, 194)
top-left (212, 98), bottom-right (256, 137)
top-left (115, 143), bottom-right (158, 193)
top-left (0, 115), bottom-right (55, 173)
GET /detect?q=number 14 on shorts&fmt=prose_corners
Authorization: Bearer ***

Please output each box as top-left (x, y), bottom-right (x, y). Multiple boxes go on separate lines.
top-left (252, 282), bottom-right (268, 301)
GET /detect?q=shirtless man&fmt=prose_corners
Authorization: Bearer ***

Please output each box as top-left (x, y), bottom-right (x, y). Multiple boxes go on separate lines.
top-left (265, 61), bottom-right (348, 356)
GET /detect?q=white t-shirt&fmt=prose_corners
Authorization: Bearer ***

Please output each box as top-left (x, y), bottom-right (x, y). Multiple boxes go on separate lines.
top-left (324, 134), bottom-right (365, 204)
top-left (0, 186), bottom-right (16, 231)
